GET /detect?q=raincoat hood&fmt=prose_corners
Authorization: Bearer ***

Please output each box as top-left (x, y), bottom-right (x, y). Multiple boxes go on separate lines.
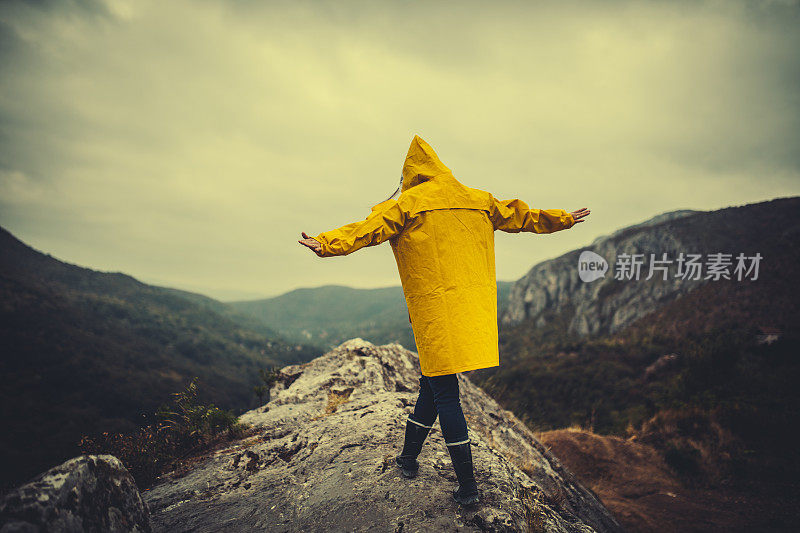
top-left (401, 135), bottom-right (452, 192)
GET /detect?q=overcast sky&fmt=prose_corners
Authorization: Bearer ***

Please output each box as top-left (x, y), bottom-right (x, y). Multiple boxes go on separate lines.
top-left (1, 0), bottom-right (798, 300)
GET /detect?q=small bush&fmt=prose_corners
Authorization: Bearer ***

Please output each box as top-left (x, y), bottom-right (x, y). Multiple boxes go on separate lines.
top-left (79, 377), bottom-right (249, 487)
top-left (253, 366), bottom-right (280, 404)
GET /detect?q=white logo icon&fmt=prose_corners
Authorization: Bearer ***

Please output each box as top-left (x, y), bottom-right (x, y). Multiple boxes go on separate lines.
top-left (578, 250), bottom-right (608, 282)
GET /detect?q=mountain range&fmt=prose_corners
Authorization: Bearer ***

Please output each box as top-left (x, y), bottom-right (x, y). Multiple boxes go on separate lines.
top-left (0, 227), bottom-right (321, 488)
top-left (2, 196), bottom-right (798, 530)
top-left (469, 196), bottom-right (800, 514)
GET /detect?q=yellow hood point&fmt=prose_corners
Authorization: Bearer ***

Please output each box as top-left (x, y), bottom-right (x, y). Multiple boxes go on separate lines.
top-left (401, 135), bottom-right (452, 192)
top-left (314, 135), bottom-right (576, 376)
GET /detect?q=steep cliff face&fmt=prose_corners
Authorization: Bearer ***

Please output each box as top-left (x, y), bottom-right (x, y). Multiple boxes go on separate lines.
top-left (502, 209), bottom-right (711, 337)
top-left (143, 339), bottom-right (623, 532)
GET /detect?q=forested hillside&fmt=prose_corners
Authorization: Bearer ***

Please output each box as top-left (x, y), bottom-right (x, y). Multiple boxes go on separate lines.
top-left (0, 227), bottom-right (321, 488)
top-left (473, 196), bottom-right (800, 492)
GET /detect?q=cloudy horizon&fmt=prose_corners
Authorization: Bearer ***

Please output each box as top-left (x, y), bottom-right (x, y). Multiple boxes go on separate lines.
top-left (1, 0), bottom-right (798, 301)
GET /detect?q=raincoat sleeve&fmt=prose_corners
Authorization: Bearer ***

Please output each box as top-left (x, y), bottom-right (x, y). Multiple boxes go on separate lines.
top-left (490, 196), bottom-right (575, 234)
top-left (313, 199), bottom-right (407, 257)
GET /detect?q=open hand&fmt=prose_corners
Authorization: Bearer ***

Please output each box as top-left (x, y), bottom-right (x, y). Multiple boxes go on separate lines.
top-left (299, 232), bottom-right (322, 255)
top-left (570, 207), bottom-right (591, 224)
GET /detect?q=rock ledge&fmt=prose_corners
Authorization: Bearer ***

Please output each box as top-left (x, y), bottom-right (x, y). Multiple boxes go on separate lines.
top-left (144, 339), bottom-right (623, 532)
top-left (0, 454), bottom-right (151, 533)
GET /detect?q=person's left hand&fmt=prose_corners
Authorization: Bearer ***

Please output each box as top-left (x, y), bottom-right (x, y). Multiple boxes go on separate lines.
top-left (299, 232), bottom-right (322, 255)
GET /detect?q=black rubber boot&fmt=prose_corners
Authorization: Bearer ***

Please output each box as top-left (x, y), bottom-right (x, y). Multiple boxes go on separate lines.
top-left (395, 418), bottom-right (432, 478)
top-left (446, 441), bottom-right (480, 505)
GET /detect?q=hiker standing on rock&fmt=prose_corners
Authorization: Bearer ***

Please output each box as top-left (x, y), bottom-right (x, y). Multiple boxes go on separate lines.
top-left (299, 135), bottom-right (589, 505)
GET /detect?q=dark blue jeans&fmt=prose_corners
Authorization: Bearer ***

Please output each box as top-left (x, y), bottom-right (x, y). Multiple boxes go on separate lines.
top-left (408, 373), bottom-right (469, 445)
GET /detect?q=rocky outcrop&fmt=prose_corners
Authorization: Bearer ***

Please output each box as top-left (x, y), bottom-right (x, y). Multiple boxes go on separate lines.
top-left (501, 210), bottom-right (704, 336)
top-left (0, 455), bottom-right (151, 533)
top-left (144, 339), bottom-right (623, 532)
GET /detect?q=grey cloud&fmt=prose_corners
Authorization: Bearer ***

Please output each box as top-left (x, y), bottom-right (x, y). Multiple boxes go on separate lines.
top-left (0, 0), bottom-right (798, 299)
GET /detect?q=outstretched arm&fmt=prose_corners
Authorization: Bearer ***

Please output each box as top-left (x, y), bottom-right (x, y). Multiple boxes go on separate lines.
top-left (490, 195), bottom-right (589, 233)
top-left (299, 199), bottom-right (407, 257)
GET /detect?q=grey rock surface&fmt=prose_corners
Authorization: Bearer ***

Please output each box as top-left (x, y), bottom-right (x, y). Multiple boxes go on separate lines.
top-left (502, 209), bottom-right (704, 336)
top-left (0, 454), bottom-right (151, 533)
top-left (144, 339), bottom-right (623, 532)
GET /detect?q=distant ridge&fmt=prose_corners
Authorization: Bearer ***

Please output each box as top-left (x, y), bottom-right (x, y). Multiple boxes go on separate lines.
top-left (229, 281), bottom-right (514, 350)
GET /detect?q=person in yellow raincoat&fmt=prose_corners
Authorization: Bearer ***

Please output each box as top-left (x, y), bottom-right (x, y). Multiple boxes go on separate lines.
top-left (299, 135), bottom-right (590, 505)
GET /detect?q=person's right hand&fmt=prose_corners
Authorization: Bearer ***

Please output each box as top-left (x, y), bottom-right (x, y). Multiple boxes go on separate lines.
top-left (570, 208), bottom-right (591, 224)
top-left (299, 232), bottom-right (323, 255)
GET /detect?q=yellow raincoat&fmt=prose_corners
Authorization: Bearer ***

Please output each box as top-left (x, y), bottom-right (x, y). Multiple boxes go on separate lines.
top-left (314, 135), bottom-right (576, 376)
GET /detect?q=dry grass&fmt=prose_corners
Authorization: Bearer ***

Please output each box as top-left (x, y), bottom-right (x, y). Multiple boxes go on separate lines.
top-left (516, 484), bottom-right (549, 533)
top-left (325, 387), bottom-right (355, 414)
top-left (535, 426), bottom-right (777, 533)
top-left (310, 387), bottom-right (356, 421)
